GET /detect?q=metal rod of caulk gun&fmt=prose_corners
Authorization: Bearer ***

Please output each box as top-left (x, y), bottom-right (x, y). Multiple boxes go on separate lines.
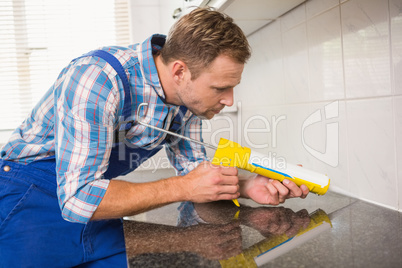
top-left (135, 103), bottom-right (218, 150)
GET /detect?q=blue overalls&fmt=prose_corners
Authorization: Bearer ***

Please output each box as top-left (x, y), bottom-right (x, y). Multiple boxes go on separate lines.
top-left (0, 50), bottom-right (186, 267)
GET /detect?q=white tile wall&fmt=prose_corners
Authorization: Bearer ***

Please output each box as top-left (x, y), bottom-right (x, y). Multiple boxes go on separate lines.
top-left (128, 0), bottom-right (181, 43)
top-left (342, 0), bottom-right (391, 99)
top-left (306, 0), bottom-right (339, 19)
top-left (394, 96), bottom-right (402, 210)
top-left (239, 106), bottom-right (290, 156)
top-left (251, 20), bottom-right (286, 106)
top-left (237, 0), bottom-right (402, 211)
top-left (281, 3), bottom-right (306, 31)
top-left (129, 3), bottom-right (160, 42)
top-left (390, 0), bottom-right (402, 95)
top-left (307, 7), bottom-right (344, 101)
top-left (346, 97), bottom-right (397, 208)
top-left (282, 24), bottom-right (310, 103)
top-left (307, 101), bottom-right (349, 192)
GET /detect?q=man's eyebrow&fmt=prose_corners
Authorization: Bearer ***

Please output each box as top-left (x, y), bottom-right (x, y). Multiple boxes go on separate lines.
top-left (212, 81), bottom-right (241, 90)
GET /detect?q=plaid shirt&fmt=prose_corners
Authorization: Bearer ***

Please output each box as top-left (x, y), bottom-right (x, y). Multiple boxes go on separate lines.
top-left (1, 35), bottom-right (207, 223)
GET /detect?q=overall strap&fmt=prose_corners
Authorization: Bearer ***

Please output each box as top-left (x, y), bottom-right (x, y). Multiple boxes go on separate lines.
top-left (78, 50), bottom-right (188, 142)
top-left (166, 105), bottom-right (188, 143)
top-left (169, 106), bottom-right (188, 132)
top-left (80, 50), bottom-right (133, 131)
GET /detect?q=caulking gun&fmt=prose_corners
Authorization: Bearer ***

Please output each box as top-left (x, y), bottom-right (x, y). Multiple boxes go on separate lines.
top-left (136, 103), bottom-right (331, 206)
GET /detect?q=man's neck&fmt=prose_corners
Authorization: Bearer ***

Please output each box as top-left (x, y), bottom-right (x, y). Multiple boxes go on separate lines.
top-left (154, 55), bottom-right (180, 105)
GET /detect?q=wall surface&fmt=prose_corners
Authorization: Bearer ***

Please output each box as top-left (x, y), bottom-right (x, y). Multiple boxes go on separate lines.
top-left (128, 0), bottom-right (181, 43)
top-left (235, 0), bottom-right (402, 211)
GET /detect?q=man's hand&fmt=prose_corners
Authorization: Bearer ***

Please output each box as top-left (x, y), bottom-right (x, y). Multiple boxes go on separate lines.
top-left (240, 207), bottom-right (311, 238)
top-left (183, 221), bottom-right (242, 260)
top-left (240, 174), bottom-right (309, 205)
top-left (181, 161), bottom-right (240, 203)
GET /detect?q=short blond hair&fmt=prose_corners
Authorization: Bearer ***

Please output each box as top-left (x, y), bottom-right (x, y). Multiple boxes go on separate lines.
top-left (160, 8), bottom-right (251, 80)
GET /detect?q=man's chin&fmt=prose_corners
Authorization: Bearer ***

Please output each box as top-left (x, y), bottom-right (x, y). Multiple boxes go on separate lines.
top-left (196, 114), bottom-right (210, 120)
top-left (190, 109), bottom-right (217, 120)
top-left (194, 113), bottom-right (214, 120)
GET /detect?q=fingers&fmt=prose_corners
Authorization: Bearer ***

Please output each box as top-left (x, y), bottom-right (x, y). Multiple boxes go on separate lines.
top-left (212, 165), bottom-right (239, 198)
top-left (265, 182), bottom-right (279, 205)
top-left (264, 179), bottom-right (309, 205)
top-left (282, 179), bottom-right (302, 197)
top-left (189, 161), bottom-right (240, 203)
top-left (214, 180), bottom-right (240, 201)
top-left (196, 161), bottom-right (238, 182)
top-left (215, 173), bottom-right (238, 184)
top-left (300, 184), bottom-right (309, 199)
top-left (266, 180), bottom-right (289, 204)
top-left (212, 184), bottom-right (240, 201)
top-left (217, 184), bottom-right (240, 194)
top-left (214, 163), bottom-right (238, 176)
top-left (282, 179), bottom-right (310, 199)
top-left (209, 161), bottom-right (238, 176)
top-left (212, 222), bottom-right (243, 259)
top-left (218, 192), bottom-right (241, 201)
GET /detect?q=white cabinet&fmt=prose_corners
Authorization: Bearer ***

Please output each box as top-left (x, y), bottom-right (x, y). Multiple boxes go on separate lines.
top-left (179, 0), bottom-right (307, 36)
top-left (183, 0), bottom-right (206, 11)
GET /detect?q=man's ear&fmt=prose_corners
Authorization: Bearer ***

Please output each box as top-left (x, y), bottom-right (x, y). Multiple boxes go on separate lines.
top-left (171, 60), bottom-right (190, 83)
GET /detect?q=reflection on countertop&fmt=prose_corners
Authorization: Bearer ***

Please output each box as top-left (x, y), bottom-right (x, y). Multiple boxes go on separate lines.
top-left (124, 192), bottom-right (402, 267)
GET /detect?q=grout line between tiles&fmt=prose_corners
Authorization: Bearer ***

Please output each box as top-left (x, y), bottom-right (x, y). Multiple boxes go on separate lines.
top-left (387, 0), bottom-right (400, 211)
top-left (238, 94), bottom-right (395, 112)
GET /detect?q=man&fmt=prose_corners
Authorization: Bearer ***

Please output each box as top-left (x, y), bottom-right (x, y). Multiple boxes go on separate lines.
top-left (0, 8), bottom-right (309, 267)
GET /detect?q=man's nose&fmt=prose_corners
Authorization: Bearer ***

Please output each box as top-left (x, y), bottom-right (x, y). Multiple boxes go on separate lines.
top-left (220, 88), bottom-right (234, 107)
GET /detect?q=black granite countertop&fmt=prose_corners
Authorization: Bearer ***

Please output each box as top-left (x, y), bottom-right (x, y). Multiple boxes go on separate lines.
top-left (123, 192), bottom-right (402, 267)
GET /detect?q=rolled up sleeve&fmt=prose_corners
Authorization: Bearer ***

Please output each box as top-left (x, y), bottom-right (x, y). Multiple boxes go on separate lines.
top-left (54, 62), bottom-right (119, 223)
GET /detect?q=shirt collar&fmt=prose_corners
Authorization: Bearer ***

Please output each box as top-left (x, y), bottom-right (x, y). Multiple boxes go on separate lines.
top-left (135, 34), bottom-right (167, 100)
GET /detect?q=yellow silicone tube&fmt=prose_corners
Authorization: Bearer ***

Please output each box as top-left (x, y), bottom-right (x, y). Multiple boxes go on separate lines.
top-left (211, 138), bottom-right (330, 196)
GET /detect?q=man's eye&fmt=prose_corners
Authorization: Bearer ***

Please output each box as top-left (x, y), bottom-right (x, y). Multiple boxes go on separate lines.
top-left (215, 87), bottom-right (230, 92)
